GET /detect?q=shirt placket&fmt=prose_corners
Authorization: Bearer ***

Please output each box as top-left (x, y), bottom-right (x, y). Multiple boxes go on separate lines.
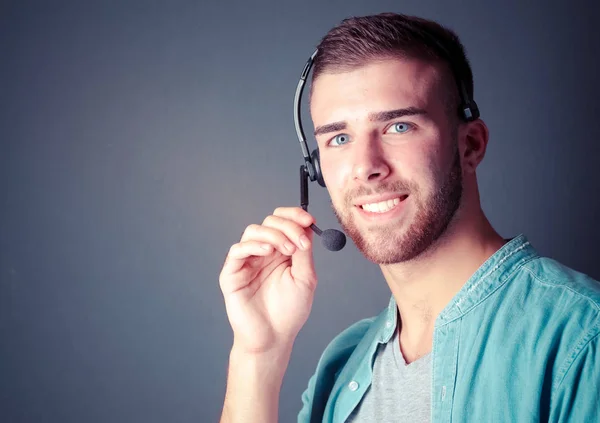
top-left (432, 318), bottom-right (461, 423)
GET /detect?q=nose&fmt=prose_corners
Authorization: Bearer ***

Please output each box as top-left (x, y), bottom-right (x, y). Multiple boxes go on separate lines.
top-left (352, 135), bottom-right (391, 183)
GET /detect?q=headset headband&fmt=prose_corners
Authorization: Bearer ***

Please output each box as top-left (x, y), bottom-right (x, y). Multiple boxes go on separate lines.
top-left (293, 49), bottom-right (318, 180)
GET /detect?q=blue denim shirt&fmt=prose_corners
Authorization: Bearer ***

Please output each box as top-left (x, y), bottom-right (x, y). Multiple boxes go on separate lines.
top-left (298, 235), bottom-right (600, 422)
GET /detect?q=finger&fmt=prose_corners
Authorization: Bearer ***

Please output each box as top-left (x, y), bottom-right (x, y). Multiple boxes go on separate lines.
top-left (267, 208), bottom-right (317, 287)
top-left (240, 224), bottom-right (299, 256)
top-left (262, 214), bottom-right (312, 251)
top-left (222, 241), bottom-right (273, 274)
top-left (220, 243), bottom-right (271, 288)
top-left (290, 227), bottom-right (317, 289)
top-left (272, 206), bottom-right (316, 228)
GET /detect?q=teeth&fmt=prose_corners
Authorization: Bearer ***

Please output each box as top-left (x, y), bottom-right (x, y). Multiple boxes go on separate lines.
top-left (361, 197), bottom-right (401, 213)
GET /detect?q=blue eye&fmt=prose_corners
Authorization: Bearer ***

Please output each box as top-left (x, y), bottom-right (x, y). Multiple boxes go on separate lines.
top-left (329, 133), bottom-right (350, 146)
top-left (388, 122), bottom-right (412, 133)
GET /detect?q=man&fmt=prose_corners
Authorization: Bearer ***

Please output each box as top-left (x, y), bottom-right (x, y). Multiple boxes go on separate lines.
top-left (218, 13), bottom-right (600, 422)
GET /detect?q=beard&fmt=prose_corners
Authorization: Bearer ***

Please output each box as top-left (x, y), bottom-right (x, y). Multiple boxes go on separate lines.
top-left (331, 144), bottom-right (463, 265)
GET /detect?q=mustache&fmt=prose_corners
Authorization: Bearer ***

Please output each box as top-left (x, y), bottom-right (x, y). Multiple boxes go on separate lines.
top-left (344, 180), bottom-right (416, 205)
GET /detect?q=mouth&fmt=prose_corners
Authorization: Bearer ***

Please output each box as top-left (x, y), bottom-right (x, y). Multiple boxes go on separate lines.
top-left (356, 194), bottom-right (409, 214)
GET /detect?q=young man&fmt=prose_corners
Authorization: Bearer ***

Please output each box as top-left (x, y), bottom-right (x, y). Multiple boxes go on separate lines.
top-left (218, 13), bottom-right (600, 422)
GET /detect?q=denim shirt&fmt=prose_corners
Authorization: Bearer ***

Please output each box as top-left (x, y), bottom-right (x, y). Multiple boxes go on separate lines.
top-left (297, 235), bottom-right (600, 422)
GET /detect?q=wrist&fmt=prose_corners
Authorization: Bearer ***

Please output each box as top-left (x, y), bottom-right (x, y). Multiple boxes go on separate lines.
top-left (221, 344), bottom-right (293, 423)
top-left (231, 336), bottom-right (295, 358)
top-left (229, 343), bottom-right (293, 376)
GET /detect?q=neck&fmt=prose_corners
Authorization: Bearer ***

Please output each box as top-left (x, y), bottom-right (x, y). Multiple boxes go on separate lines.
top-left (381, 206), bottom-right (506, 363)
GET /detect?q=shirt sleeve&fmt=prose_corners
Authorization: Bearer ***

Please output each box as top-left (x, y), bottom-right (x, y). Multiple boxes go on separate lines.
top-left (550, 329), bottom-right (600, 422)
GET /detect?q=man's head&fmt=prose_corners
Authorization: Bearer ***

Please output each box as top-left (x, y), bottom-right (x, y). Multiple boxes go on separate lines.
top-left (308, 13), bottom-right (489, 264)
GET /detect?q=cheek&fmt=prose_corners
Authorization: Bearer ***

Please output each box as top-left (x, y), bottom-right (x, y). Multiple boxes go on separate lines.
top-left (321, 156), bottom-right (353, 209)
top-left (390, 147), bottom-right (438, 192)
top-left (321, 155), bottom-right (350, 189)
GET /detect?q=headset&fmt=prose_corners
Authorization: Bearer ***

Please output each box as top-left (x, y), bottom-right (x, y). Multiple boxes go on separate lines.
top-left (293, 31), bottom-right (480, 251)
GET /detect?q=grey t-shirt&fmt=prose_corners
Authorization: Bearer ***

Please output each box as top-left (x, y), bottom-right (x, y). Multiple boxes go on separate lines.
top-left (346, 322), bottom-right (431, 422)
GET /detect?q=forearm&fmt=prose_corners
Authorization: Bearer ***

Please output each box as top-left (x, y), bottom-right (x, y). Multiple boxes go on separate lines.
top-left (220, 344), bottom-right (293, 423)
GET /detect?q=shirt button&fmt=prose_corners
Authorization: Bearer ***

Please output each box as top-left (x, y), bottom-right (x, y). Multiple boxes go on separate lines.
top-left (348, 381), bottom-right (359, 391)
top-left (386, 321), bottom-right (392, 328)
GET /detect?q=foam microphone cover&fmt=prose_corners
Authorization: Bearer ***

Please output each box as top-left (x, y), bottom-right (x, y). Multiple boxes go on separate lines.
top-left (321, 228), bottom-right (346, 251)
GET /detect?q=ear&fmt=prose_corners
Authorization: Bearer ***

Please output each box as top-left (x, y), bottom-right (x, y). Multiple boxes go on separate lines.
top-left (460, 119), bottom-right (489, 174)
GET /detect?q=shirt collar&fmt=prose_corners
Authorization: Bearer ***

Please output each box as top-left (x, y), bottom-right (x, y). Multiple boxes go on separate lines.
top-left (378, 234), bottom-right (538, 340)
top-left (379, 294), bottom-right (400, 343)
top-left (438, 234), bottom-right (538, 325)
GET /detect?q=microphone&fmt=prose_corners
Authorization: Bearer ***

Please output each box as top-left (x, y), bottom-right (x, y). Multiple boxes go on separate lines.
top-left (300, 165), bottom-right (346, 251)
top-left (309, 224), bottom-right (346, 252)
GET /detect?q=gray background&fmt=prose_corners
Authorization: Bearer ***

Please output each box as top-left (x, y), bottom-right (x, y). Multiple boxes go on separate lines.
top-left (1, 0), bottom-right (599, 421)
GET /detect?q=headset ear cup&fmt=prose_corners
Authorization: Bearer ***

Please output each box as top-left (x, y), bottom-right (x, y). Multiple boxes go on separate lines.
top-left (311, 148), bottom-right (326, 187)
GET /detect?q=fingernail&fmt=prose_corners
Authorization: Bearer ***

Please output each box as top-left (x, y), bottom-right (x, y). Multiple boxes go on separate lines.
top-left (299, 235), bottom-right (310, 250)
top-left (284, 242), bottom-right (295, 253)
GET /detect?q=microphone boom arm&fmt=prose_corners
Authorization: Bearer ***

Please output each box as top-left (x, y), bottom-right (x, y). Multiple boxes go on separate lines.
top-left (300, 164), bottom-right (323, 236)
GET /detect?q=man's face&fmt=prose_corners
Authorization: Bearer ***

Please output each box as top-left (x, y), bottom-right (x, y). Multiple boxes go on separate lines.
top-left (310, 58), bottom-right (463, 264)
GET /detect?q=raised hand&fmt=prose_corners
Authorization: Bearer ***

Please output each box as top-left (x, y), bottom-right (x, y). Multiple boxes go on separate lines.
top-left (219, 207), bottom-right (318, 354)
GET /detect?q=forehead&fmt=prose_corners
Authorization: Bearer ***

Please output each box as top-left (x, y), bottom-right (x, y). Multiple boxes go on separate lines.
top-left (309, 58), bottom-right (445, 125)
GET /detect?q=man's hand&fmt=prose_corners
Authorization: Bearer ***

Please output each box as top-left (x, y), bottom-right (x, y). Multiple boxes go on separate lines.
top-left (220, 206), bottom-right (318, 353)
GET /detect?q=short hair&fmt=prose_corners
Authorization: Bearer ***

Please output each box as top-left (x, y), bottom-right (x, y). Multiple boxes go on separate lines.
top-left (311, 13), bottom-right (475, 121)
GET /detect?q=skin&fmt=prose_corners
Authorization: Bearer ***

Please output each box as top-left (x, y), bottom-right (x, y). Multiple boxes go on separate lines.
top-left (219, 56), bottom-right (506, 423)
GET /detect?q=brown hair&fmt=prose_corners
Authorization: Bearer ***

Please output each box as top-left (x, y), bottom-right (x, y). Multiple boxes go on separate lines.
top-left (311, 13), bottom-right (475, 119)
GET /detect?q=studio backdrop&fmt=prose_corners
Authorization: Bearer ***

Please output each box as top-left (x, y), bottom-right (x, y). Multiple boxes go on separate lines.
top-left (1, 0), bottom-right (598, 422)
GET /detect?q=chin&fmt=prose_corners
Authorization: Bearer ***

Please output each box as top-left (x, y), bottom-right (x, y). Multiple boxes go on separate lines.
top-left (353, 212), bottom-right (454, 265)
top-left (360, 236), bottom-right (421, 265)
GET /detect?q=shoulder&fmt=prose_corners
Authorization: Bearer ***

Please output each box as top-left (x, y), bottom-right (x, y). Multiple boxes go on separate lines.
top-left (297, 310), bottom-right (386, 422)
top-left (514, 255), bottom-right (600, 342)
top-left (309, 312), bottom-right (382, 384)
top-left (520, 255), bottom-right (600, 310)
top-left (319, 316), bottom-right (378, 358)
top-left (515, 256), bottom-right (600, 385)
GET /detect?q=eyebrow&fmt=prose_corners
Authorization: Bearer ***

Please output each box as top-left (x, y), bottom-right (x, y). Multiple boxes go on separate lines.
top-left (313, 107), bottom-right (428, 137)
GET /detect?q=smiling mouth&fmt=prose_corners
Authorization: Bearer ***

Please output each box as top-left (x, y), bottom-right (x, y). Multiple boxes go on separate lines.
top-left (358, 195), bottom-right (409, 213)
